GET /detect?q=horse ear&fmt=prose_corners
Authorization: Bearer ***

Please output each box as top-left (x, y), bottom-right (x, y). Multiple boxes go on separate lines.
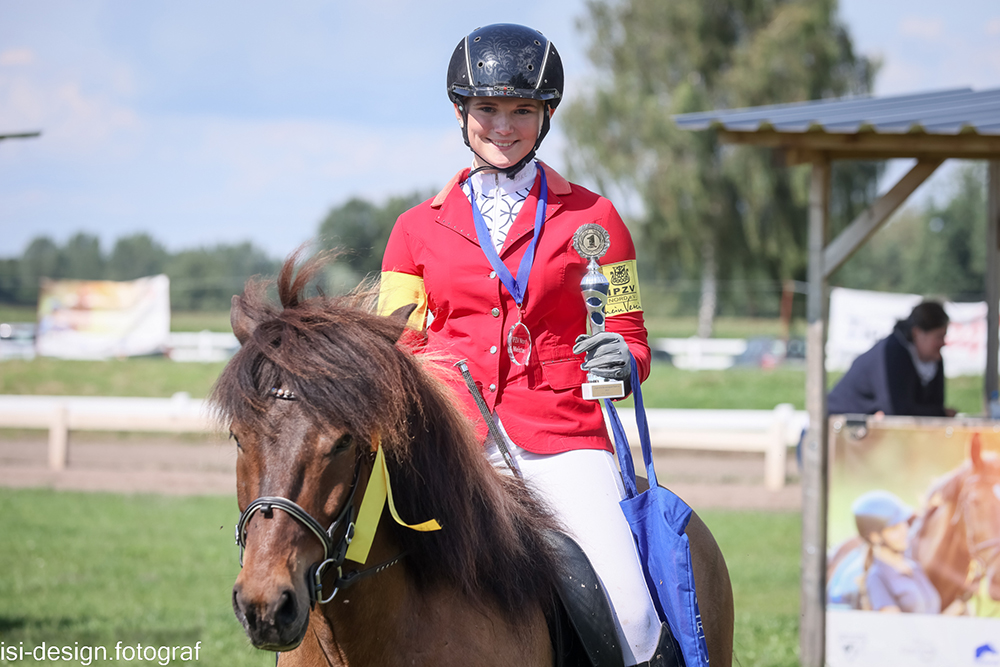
top-left (386, 303), bottom-right (417, 342)
top-left (231, 295), bottom-right (257, 345)
top-left (971, 432), bottom-right (983, 470)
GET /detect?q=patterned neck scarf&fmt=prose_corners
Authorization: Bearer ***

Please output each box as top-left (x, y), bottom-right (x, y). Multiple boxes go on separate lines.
top-left (462, 161), bottom-right (537, 252)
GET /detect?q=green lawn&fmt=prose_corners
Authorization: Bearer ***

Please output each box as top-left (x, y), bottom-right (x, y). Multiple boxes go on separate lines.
top-left (0, 356), bottom-right (987, 416)
top-left (0, 489), bottom-right (800, 667)
top-left (0, 357), bottom-right (227, 399)
top-left (0, 311), bottom-right (986, 415)
top-left (701, 510), bottom-right (801, 667)
top-left (0, 489), bottom-right (270, 667)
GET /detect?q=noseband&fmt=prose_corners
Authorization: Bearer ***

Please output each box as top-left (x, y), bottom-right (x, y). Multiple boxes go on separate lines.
top-left (234, 387), bottom-right (405, 605)
top-left (236, 457), bottom-right (362, 605)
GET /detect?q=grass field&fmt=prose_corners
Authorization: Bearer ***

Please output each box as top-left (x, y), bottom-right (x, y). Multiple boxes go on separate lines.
top-left (0, 354), bottom-right (987, 416)
top-left (1, 309), bottom-right (986, 413)
top-left (0, 357), bottom-right (227, 399)
top-left (0, 488), bottom-right (801, 667)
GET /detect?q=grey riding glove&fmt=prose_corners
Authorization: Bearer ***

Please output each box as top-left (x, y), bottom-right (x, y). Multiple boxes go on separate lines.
top-left (573, 331), bottom-right (632, 382)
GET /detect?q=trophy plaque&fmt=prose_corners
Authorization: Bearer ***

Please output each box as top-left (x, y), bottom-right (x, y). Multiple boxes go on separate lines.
top-left (573, 224), bottom-right (625, 400)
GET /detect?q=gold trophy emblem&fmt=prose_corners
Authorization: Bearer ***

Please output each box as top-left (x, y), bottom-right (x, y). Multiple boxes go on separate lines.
top-left (573, 224), bottom-right (625, 400)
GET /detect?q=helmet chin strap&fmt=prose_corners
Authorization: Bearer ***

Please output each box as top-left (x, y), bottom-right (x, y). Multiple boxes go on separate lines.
top-left (458, 102), bottom-right (552, 179)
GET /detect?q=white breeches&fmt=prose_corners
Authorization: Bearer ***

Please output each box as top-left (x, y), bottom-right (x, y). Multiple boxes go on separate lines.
top-left (485, 429), bottom-right (661, 664)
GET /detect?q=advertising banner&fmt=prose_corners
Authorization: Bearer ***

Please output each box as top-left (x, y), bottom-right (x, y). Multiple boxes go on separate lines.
top-left (826, 417), bottom-right (1000, 667)
top-left (35, 275), bottom-right (170, 359)
top-left (827, 287), bottom-right (989, 378)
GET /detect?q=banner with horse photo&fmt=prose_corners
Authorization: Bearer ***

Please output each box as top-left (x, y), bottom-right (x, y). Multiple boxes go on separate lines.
top-left (825, 417), bottom-right (1000, 667)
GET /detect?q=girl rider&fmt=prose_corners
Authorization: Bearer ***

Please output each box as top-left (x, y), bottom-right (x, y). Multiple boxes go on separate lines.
top-left (378, 24), bottom-right (669, 665)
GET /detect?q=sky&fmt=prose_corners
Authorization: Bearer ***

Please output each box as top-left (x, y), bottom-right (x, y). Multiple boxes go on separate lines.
top-left (1, 0), bottom-right (998, 260)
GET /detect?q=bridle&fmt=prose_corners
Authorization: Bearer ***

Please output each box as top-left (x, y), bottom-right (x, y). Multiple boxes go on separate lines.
top-left (952, 473), bottom-right (1000, 600)
top-left (234, 387), bottom-right (407, 606)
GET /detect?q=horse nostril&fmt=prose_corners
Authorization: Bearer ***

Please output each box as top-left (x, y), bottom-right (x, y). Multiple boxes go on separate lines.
top-left (232, 587), bottom-right (250, 625)
top-left (275, 589), bottom-right (298, 627)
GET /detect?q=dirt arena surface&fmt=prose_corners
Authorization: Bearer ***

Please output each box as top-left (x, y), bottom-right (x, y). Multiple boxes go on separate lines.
top-left (0, 431), bottom-right (802, 511)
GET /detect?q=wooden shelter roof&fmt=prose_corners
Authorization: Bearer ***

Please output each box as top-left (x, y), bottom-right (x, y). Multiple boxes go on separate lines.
top-left (673, 87), bottom-right (1000, 162)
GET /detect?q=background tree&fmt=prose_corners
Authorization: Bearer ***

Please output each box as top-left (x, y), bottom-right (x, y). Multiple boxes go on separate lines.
top-left (317, 191), bottom-right (430, 289)
top-left (833, 162), bottom-right (987, 301)
top-left (166, 243), bottom-right (280, 311)
top-left (61, 232), bottom-right (105, 280)
top-left (16, 237), bottom-right (62, 303)
top-left (106, 233), bottom-right (169, 281)
top-left (565, 0), bottom-right (879, 334)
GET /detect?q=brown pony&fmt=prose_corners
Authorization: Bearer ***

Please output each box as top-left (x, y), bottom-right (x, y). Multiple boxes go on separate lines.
top-left (211, 253), bottom-right (734, 666)
top-left (910, 433), bottom-right (1000, 611)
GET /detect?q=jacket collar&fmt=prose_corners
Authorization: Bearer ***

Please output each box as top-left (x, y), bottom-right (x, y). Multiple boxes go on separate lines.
top-left (431, 160), bottom-right (572, 208)
top-left (431, 162), bottom-right (569, 252)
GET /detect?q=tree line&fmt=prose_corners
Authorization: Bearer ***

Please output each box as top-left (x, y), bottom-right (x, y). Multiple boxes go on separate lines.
top-left (0, 234), bottom-right (280, 311)
top-left (0, 191), bottom-right (431, 312)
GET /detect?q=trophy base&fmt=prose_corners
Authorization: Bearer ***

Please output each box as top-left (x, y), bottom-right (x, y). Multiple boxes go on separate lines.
top-left (582, 380), bottom-right (625, 400)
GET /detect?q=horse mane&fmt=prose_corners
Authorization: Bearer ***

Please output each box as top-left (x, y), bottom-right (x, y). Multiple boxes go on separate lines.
top-left (212, 251), bottom-right (563, 616)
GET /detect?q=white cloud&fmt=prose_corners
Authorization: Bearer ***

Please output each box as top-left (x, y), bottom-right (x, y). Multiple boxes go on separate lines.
top-left (899, 16), bottom-right (945, 40)
top-left (0, 48), bottom-right (35, 66)
top-left (0, 74), bottom-right (142, 155)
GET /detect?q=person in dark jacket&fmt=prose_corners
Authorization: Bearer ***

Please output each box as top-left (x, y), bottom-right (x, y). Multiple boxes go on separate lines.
top-left (828, 301), bottom-right (955, 417)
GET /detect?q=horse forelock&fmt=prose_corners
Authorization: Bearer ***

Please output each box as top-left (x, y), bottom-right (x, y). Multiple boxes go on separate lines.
top-left (211, 252), bottom-right (562, 616)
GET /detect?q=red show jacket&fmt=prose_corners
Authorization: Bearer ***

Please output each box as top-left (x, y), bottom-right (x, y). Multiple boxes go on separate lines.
top-left (379, 163), bottom-right (650, 455)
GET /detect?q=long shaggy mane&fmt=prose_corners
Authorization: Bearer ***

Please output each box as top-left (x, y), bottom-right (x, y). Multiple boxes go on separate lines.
top-left (211, 251), bottom-right (563, 615)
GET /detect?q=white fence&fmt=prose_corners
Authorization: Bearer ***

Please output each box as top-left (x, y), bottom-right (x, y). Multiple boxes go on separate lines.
top-left (0, 394), bottom-right (218, 469)
top-left (613, 404), bottom-right (807, 490)
top-left (0, 395), bottom-right (807, 489)
top-left (654, 338), bottom-right (749, 370)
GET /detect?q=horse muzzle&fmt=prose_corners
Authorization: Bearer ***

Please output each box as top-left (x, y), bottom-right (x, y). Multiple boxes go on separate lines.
top-left (233, 571), bottom-right (311, 650)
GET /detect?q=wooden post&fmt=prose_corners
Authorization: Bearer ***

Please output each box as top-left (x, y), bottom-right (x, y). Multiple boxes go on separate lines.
top-left (48, 403), bottom-right (69, 470)
top-left (822, 159), bottom-right (942, 278)
top-left (764, 403), bottom-right (793, 491)
top-left (986, 161), bottom-right (1000, 409)
top-left (801, 158), bottom-right (830, 667)
top-left (780, 280), bottom-right (795, 343)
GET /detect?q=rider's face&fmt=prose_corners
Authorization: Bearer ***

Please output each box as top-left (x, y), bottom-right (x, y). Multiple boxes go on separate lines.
top-left (456, 97), bottom-right (548, 171)
top-left (912, 325), bottom-right (948, 363)
top-left (879, 521), bottom-right (910, 553)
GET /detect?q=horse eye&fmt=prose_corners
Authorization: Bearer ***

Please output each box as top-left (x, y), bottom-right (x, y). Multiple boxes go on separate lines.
top-left (229, 431), bottom-right (242, 450)
top-left (334, 433), bottom-right (354, 454)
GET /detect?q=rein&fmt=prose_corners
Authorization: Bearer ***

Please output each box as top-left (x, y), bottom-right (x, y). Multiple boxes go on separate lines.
top-left (234, 387), bottom-right (408, 606)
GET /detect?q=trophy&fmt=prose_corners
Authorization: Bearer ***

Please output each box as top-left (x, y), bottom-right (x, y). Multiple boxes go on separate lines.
top-left (573, 224), bottom-right (625, 400)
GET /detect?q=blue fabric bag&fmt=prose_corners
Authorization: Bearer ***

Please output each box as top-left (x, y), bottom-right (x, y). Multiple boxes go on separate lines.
top-left (604, 355), bottom-right (710, 666)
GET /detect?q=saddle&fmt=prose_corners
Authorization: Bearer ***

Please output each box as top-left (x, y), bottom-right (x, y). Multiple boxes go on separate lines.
top-left (546, 530), bottom-right (684, 667)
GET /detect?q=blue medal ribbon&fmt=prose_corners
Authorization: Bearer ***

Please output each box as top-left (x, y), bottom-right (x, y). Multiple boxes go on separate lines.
top-left (468, 165), bottom-right (548, 307)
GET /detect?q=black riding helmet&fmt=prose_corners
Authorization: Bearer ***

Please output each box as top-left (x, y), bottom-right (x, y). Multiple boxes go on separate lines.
top-left (447, 23), bottom-right (564, 177)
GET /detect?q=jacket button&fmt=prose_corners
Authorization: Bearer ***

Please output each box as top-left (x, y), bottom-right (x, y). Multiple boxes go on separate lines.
top-left (489, 270), bottom-right (497, 279)
top-left (488, 383), bottom-right (497, 392)
top-left (491, 308), bottom-right (500, 317)
top-left (490, 345), bottom-right (497, 354)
